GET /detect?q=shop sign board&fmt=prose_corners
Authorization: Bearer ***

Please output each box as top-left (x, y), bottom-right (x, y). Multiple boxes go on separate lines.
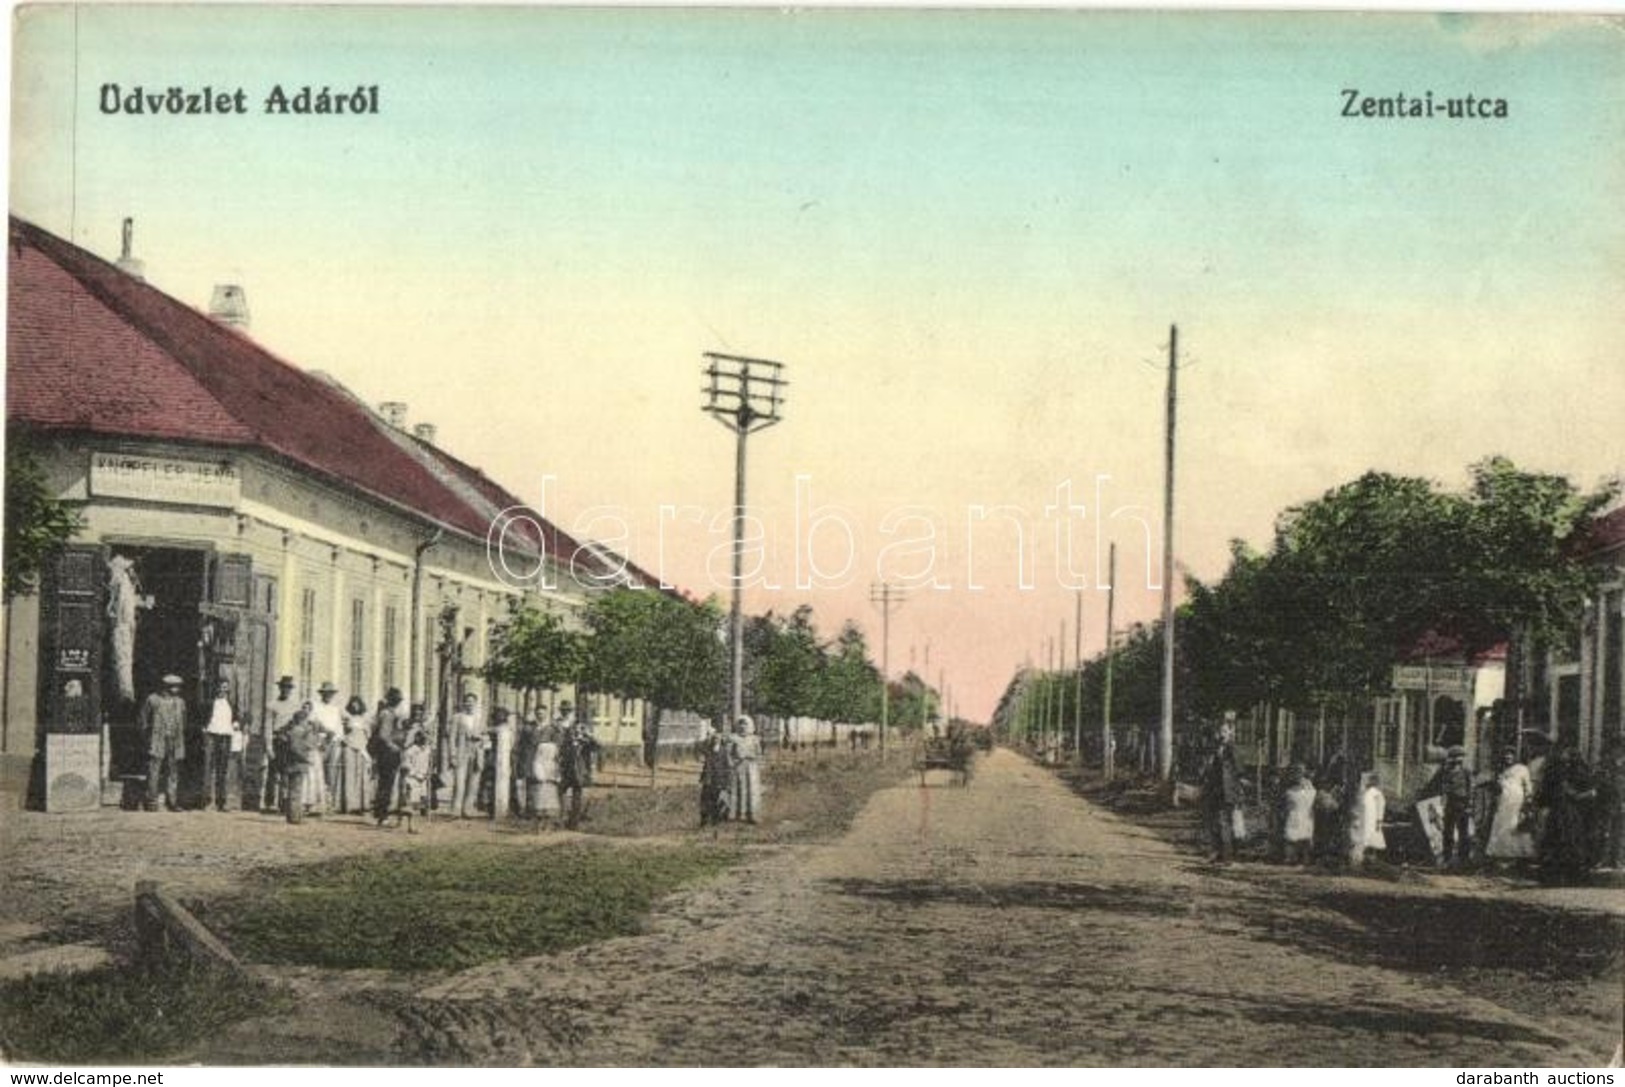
top-left (46, 733), bottom-right (102, 812)
top-left (89, 452), bottom-right (240, 508)
top-left (1392, 664), bottom-right (1473, 693)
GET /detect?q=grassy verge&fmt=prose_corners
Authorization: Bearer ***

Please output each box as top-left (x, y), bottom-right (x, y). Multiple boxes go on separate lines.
top-left (199, 842), bottom-right (738, 972)
top-left (0, 961), bottom-right (287, 1063)
top-left (583, 749), bottom-right (915, 842)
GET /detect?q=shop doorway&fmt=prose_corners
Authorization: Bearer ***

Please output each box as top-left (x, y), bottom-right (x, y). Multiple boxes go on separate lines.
top-left (104, 546), bottom-right (208, 782)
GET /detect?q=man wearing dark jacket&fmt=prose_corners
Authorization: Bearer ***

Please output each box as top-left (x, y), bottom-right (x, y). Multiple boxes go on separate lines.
top-left (1423, 745), bottom-right (1475, 868)
top-left (369, 688), bottom-right (407, 825)
top-left (1201, 721), bottom-right (1243, 862)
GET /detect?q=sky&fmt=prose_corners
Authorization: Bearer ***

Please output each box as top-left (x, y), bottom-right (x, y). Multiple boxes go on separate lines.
top-left (9, 7), bottom-right (1624, 720)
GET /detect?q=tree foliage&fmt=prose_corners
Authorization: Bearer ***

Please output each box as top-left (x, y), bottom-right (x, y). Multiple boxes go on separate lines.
top-left (483, 602), bottom-right (586, 696)
top-left (1000, 457), bottom-right (1619, 748)
top-left (4, 428), bottom-right (83, 601)
top-left (579, 588), bottom-right (726, 719)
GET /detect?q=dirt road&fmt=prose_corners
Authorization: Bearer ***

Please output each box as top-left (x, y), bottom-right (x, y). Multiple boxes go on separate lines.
top-left (232, 749), bottom-right (1613, 1066)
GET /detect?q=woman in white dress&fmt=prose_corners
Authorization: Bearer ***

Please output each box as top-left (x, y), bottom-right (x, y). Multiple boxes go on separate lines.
top-left (1485, 749), bottom-right (1537, 861)
top-left (1347, 771), bottom-right (1386, 868)
top-left (532, 722), bottom-right (562, 824)
top-left (337, 697), bottom-right (373, 814)
top-left (731, 715), bottom-right (763, 824)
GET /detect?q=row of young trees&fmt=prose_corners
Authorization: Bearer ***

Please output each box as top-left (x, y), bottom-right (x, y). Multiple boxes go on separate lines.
top-left (484, 590), bottom-right (916, 762)
top-left (998, 457), bottom-right (1618, 762)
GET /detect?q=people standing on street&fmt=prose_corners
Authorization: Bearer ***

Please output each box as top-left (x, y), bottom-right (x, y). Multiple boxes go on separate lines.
top-left (1484, 748), bottom-right (1537, 865)
top-left (1281, 763), bottom-right (1317, 866)
top-left (533, 715), bottom-right (563, 826)
top-left (730, 715), bottom-right (763, 824)
top-left (1200, 721), bottom-right (1242, 863)
top-left (1311, 748), bottom-right (1348, 864)
top-left (139, 675), bottom-right (188, 812)
top-left (310, 681), bottom-right (344, 813)
top-left (1538, 746), bottom-right (1599, 885)
top-left (396, 729), bottom-right (432, 833)
top-left (489, 708), bottom-right (515, 818)
top-left (369, 689), bottom-right (407, 825)
top-left (262, 675), bottom-right (299, 814)
top-left (1347, 771), bottom-right (1387, 869)
top-left (1596, 733), bottom-right (1625, 872)
top-left (283, 702), bottom-right (319, 824)
top-left (201, 679), bottom-right (241, 812)
top-left (1422, 745), bottom-right (1474, 869)
top-left (514, 711), bottom-right (540, 820)
top-left (336, 695), bottom-right (373, 815)
top-left (559, 717), bottom-right (593, 829)
top-left (450, 692), bottom-right (485, 818)
top-left (699, 721), bottom-right (736, 827)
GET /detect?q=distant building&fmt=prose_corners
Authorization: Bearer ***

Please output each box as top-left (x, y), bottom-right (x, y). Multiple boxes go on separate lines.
top-left (3, 216), bottom-right (655, 807)
top-left (1506, 506), bottom-right (1625, 764)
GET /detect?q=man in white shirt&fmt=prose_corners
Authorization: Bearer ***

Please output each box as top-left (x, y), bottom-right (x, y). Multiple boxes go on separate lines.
top-left (202, 679), bottom-right (240, 812)
top-left (311, 682), bottom-right (346, 812)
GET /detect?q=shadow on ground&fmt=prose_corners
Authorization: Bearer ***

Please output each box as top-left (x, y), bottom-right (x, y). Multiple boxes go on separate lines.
top-left (824, 876), bottom-right (1190, 918)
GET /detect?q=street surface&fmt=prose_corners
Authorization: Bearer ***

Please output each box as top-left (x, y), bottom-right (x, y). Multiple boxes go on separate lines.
top-left (201, 749), bottom-right (1619, 1066)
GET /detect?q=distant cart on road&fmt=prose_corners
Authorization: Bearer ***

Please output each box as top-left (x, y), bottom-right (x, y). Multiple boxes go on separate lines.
top-left (915, 735), bottom-right (973, 787)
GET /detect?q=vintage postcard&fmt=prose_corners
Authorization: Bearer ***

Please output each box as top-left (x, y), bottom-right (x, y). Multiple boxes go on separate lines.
top-left (3, 4), bottom-right (1622, 1070)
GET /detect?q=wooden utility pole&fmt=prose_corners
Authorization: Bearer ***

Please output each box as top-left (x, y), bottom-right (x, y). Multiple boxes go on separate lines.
top-left (1073, 590), bottom-right (1083, 763)
top-left (702, 353), bottom-right (787, 728)
top-left (1103, 541), bottom-right (1117, 781)
top-left (1159, 325), bottom-right (1179, 782)
top-left (869, 582), bottom-right (906, 757)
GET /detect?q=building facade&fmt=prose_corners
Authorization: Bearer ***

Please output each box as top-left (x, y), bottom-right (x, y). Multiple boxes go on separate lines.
top-left (4, 216), bottom-right (651, 808)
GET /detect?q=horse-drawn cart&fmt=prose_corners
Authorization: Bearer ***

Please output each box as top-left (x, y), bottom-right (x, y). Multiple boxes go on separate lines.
top-left (915, 736), bottom-right (972, 787)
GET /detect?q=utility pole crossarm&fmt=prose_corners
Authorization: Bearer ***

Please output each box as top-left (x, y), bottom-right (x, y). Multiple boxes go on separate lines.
top-left (701, 351), bottom-right (789, 729)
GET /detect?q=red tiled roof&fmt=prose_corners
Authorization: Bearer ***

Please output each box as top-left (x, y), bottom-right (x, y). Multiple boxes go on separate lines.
top-left (1579, 505), bottom-right (1625, 558)
top-left (6, 216), bottom-right (533, 550)
top-left (1400, 631), bottom-right (1507, 666)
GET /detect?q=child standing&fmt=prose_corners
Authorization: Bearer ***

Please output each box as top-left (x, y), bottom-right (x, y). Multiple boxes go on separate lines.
top-left (397, 730), bottom-right (431, 834)
top-left (1348, 771), bottom-right (1387, 868)
top-left (1281, 764), bottom-right (1317, 865)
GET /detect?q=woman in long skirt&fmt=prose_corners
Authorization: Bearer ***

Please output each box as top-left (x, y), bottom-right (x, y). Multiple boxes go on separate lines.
top-left (337, 697), bottom-right (374, 814)
top-left (531, 723), bottom-right (562, 824)
top-left (730, 715), bottom-right (763, 824)
top-left (1485, 749), bottom-right (1537, 862)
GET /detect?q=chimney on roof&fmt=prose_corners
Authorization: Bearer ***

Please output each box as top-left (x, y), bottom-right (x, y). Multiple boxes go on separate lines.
top-left (115, 218), bottom-right (146, 281)
top-left (412, 422), bottom-right (438, 445)
top-left (378, 402), bottom-right (408, 428)
top-left (208, 284), bottom-right (250, 330)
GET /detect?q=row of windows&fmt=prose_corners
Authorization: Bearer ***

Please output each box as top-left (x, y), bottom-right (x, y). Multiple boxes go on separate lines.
top-left (292, 589), bottom-right (409, 705)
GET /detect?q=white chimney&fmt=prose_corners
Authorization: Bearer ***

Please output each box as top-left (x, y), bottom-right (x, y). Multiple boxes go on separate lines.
top-left (208, 284), bottom-right (250, 329)
top-left (412, 422), bottom-right (438, 445)
top-left (378, 402), bottom-right (408, 428)
top-left (115, 218), bottom-right (145, 281)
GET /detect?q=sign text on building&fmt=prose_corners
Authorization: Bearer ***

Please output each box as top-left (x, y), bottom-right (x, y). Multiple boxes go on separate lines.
top-left (89, 452), bottom-right (240, 508)
top-left (1391, 664), bottom-right (1473, 692)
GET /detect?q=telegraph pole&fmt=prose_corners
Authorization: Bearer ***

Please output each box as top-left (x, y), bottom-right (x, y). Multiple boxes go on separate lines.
top-left (1103, 541), bottom-right (1117, 781)
top-left (1159, 325), bottom-right (1179, 782)
top-left (869, 582), bottom-right (906, 756)
top-left (1073, 589), bottom-right (1083, 763)
top-left (702, 353), bottom-right (787, 727)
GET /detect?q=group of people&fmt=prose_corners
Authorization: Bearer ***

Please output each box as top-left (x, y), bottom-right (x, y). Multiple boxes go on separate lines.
top-left (137, 673), bottom-right (600, 830)
top-left (698, 714), bottom-right (765, 826)
top-left (1419, 741), bottom-right (1609, 885)
top-left (1196, 722), bottom-right (1614, 884)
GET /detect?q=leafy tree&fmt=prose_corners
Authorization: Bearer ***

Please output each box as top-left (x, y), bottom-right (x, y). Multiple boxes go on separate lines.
top-left (755, 605), bottom-right (825, 726)
top-left (580, 588), bottom-right (726, 768)
top-left (4, 428), bottom-right (83, 601)
top-left (483, 602), bottom-right (585, 710)
top-left (820, 621), bottom-right (882, 726)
